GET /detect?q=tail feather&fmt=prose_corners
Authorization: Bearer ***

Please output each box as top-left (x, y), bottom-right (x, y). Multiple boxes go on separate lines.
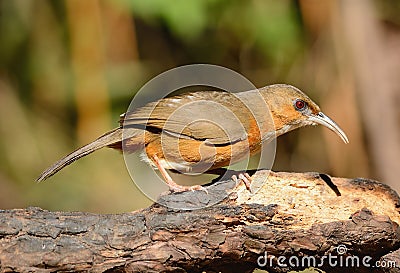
top-left (37, 128), bottom-right (122, 182)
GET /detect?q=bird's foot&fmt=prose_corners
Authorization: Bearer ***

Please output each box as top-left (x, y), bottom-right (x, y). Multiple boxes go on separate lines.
top-left (168, 183), bottom-right (208, 194)
top-left (231, 172), bottom-right (252, 192)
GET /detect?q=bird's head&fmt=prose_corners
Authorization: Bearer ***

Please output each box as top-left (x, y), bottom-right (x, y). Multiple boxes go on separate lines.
top-left (260, 84), bottom-right (349, 143)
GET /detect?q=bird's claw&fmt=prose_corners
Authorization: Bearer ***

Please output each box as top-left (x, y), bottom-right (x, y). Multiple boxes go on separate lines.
top-left (188, 185), bottom-right (208, 194)
top-left (168, 184), bottom-right (208, 194)
top-left (232, 172), bottom-right (252, 192)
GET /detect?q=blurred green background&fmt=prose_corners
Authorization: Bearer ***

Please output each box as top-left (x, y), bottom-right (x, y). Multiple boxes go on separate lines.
top-left (0, 0), bottom-right (399, 213)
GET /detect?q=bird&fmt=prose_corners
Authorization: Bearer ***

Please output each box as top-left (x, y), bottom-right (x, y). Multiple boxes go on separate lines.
top-left (37, 84), bottom-right (348, 192)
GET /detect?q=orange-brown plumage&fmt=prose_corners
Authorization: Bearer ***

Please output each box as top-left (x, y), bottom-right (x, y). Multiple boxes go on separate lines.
top-left (38, 84), bottom-right (348, 192)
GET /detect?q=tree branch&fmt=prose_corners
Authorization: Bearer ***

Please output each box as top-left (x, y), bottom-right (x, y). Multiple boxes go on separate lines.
top-left (1, 171), bottom-right (399, 272)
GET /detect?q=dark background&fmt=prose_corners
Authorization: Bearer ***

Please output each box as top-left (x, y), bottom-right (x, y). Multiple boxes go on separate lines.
top-left (0, 0), bottom-right (399, 212)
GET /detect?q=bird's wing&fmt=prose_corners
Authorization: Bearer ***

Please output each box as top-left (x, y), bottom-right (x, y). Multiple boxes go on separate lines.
top-left (121, 91), bottom-right (254, 145)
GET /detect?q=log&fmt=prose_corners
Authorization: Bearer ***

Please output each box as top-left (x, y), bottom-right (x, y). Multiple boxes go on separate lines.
top-left (0, 170), bottom-right (399, 273)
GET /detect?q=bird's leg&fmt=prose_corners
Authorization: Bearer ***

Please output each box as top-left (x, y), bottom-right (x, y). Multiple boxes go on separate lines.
top-left (151, 155), bottom-right (207, 193)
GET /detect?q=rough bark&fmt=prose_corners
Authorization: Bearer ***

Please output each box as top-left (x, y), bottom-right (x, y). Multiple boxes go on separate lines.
top-left (0, 171), bottom-right (400, 273)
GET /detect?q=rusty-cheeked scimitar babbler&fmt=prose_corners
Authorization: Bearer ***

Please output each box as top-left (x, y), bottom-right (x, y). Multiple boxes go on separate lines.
top-left (38, 84), bottom-right (349, 192)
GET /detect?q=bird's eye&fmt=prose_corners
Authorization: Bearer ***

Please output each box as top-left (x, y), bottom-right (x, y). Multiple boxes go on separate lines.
top-left (294, 99), bottom-right (307, 111)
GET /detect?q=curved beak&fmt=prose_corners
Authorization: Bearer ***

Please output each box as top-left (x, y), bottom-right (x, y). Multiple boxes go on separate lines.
top-left (308, 112), bottom-right (349, 144)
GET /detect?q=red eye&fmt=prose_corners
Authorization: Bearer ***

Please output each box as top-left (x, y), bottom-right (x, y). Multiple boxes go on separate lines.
top-left (294, 99), bottom-right (307, 110)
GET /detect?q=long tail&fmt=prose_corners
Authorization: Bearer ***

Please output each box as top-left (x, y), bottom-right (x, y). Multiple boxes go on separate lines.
top-left (37, 128), bottom-right (122, 182)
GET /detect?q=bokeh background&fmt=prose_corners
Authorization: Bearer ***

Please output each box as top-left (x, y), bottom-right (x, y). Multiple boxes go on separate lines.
top-left (0, 0), bottom-right (399, 213)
